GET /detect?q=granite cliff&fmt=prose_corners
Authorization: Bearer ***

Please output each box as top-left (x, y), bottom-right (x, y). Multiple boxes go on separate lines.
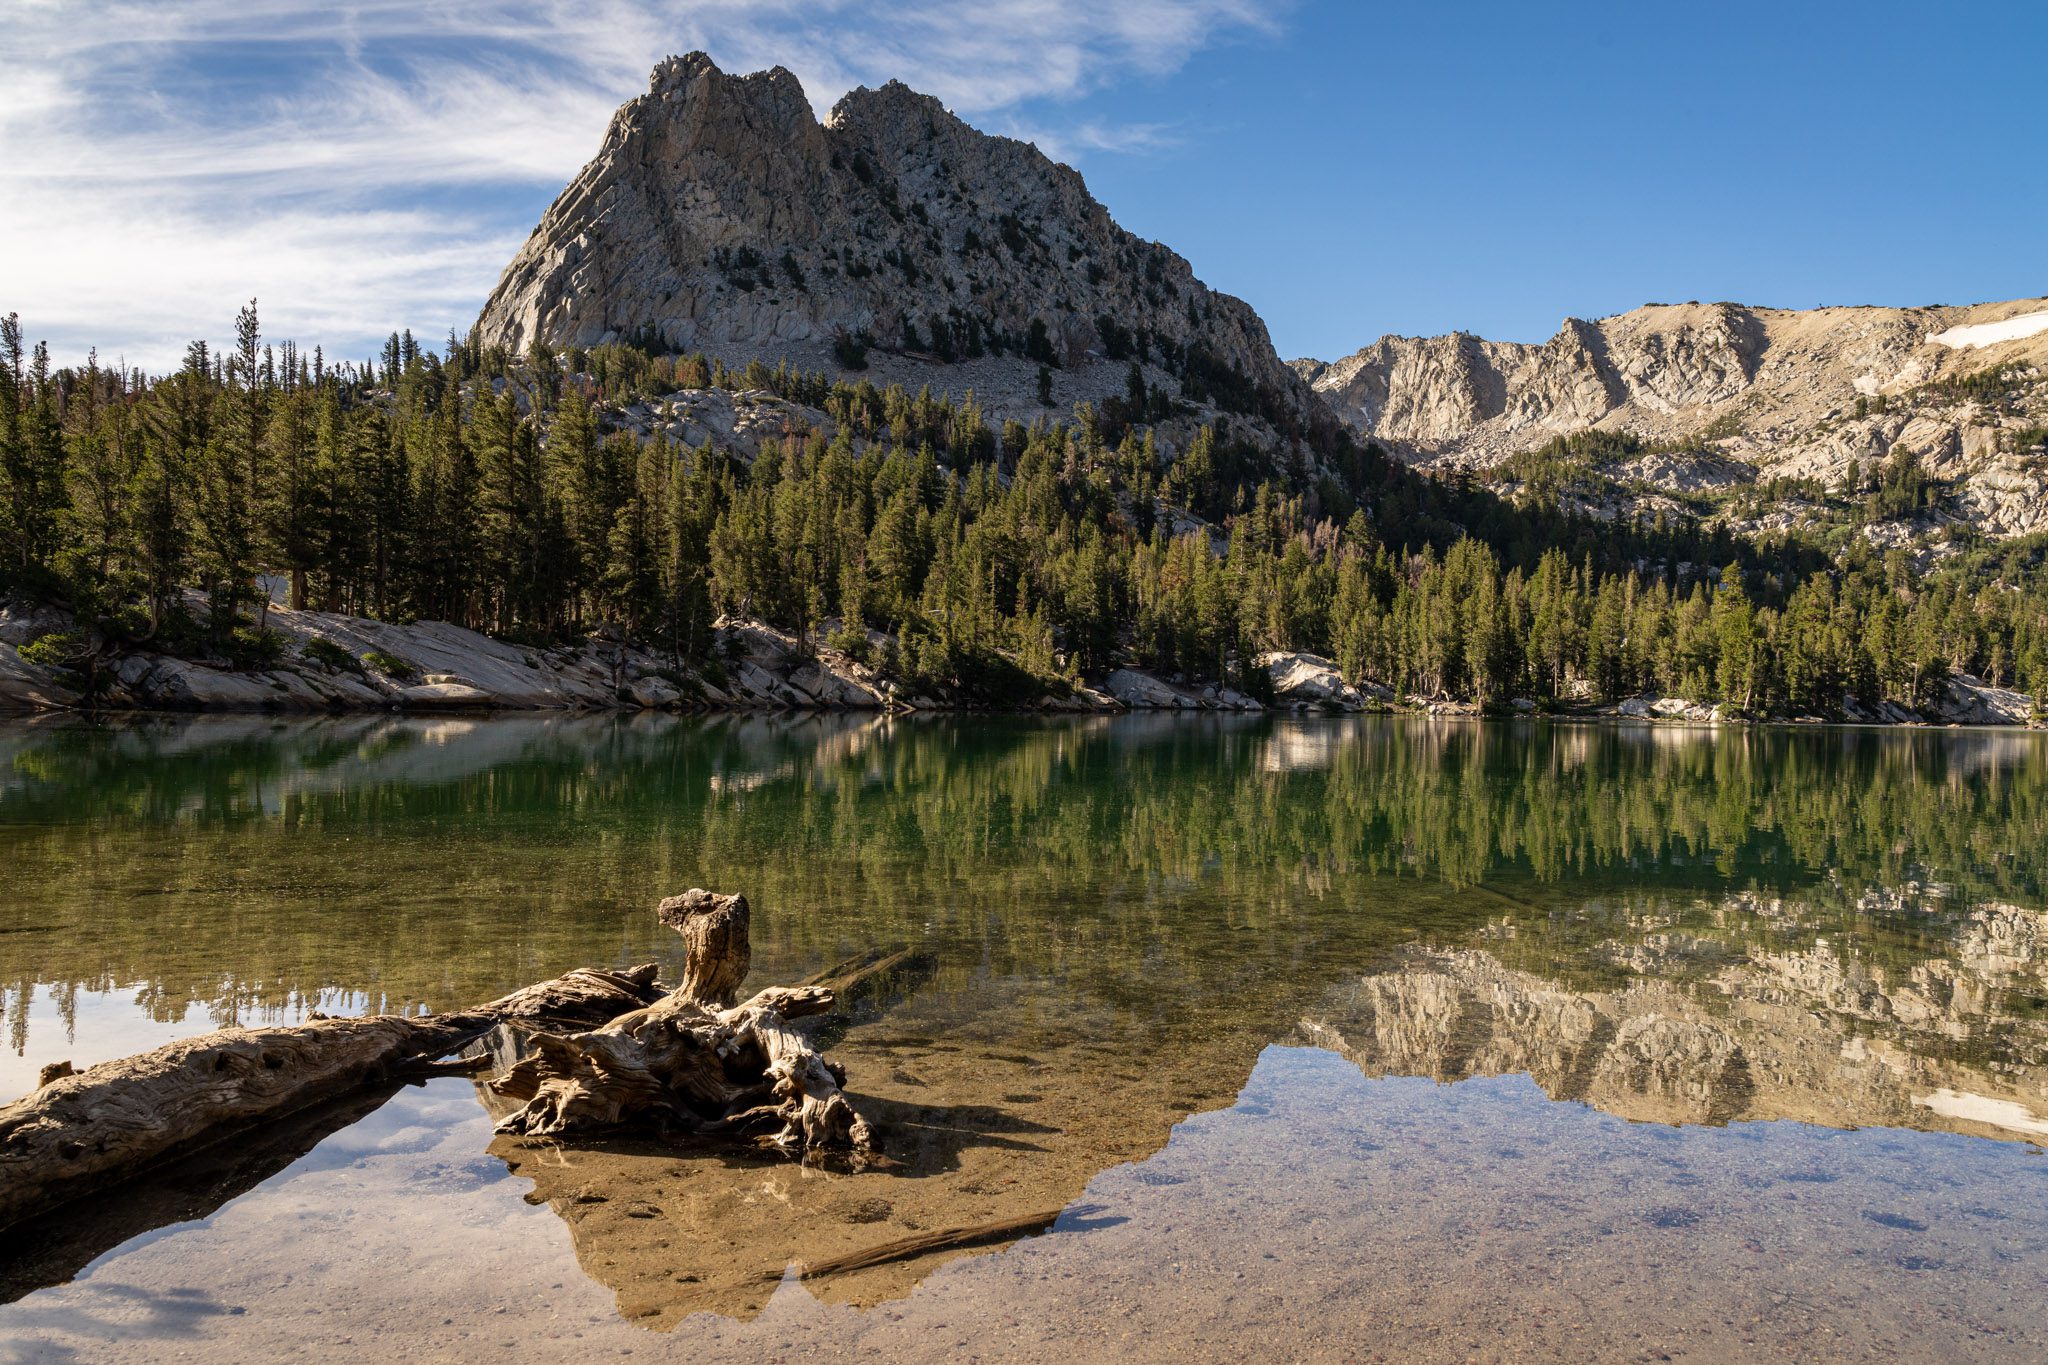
top-left (478, 53), bottom-right (1328, 446)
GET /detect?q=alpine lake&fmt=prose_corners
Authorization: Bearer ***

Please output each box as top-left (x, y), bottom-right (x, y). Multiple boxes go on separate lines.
top-left (2, 713), bottom-right (2045, 1362)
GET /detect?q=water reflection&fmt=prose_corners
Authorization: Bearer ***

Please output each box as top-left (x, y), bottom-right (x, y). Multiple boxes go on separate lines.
top-left (1305, 933), bottom-right (2048, 1138)
top-left (5, 714), bottom-right (2046, 1054)
top-left (1, 714), bottom-right (2045, 1346)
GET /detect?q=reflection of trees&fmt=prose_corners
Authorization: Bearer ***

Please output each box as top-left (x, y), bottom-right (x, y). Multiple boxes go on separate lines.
top-left (2, 715), bottom-right (2045, 1041)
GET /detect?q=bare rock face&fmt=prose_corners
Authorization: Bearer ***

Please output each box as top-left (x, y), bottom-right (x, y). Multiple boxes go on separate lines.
top-left (478, 53), bottom-right (1317, 433)
top-left (1299, 332), bottom-right (1523, 441)
top-left (1300, 297), bottom-right (2048, 543)
top-left (1302, 300), bottom-right (1988, 453)
top-left (1602, 302), bottom-right (1764, 413)
top-left (1506, 317), bottom-right (1624, 430)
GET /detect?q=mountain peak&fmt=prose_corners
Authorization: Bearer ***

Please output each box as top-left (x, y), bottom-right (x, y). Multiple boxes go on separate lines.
top-left (826, 78), bottom-right (949, 126)
top-left (648, 50), bottom-right (723, 89)
top-left (476, 59), bottom-right (1333, 455)
top-left (636, 51), bottom-right (815, 133)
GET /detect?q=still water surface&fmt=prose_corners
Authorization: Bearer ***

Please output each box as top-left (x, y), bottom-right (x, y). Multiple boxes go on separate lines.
top-left (1, 714), bottom-right (2045, 1360)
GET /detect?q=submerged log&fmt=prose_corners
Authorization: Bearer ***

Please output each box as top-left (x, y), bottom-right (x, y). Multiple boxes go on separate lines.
top-left (0, 889), bottom-right (881, 1232)
top-left (0, 964), bottom-right (664, 1231)
top-left (491, 891), bottom-right (879, 1153)
top-left (792, 1209), bottom-right (1066, 1280)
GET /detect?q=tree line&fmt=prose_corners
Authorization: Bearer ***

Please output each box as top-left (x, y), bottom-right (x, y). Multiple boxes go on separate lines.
top-left (4, 305), bottom-right (2046, 712)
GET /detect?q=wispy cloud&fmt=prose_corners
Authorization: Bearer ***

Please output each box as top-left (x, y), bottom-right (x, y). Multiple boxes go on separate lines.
top-left (1, 0), bottom-right (1284, 368)
top-left (995, 119), bottom-right (1184, 162)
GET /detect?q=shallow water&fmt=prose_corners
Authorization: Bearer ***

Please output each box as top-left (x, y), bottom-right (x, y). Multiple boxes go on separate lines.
top-left (2, 714), bottom-right (2045, 1360)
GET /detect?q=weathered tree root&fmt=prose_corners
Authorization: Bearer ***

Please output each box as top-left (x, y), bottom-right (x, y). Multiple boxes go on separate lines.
top-left (0, 964), bottom-right (665, 1231)
top-left (491, 890), bottom-right (878, 1153)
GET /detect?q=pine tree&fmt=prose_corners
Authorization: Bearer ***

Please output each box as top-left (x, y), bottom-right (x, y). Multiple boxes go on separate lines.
top-left (1712, 564), bottom-right (1758, 707)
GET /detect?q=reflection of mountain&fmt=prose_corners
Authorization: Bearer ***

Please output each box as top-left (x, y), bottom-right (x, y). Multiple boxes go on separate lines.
top-left (484, 889), bottom-right (2048, 1327)
top-left (1304, 927), bottom-right (2048, 1139)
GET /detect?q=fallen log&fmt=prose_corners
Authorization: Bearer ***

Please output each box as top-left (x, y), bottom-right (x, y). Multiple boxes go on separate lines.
top-left (0, 963), bottom-right (665, 1231)
top-left (490, 890), bottom-right (880, 1153)
top-left (0, 889), bottom-right (886, 1231)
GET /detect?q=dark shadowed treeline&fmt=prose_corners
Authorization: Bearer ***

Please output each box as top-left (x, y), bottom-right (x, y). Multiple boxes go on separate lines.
top-left (5, 307), bottom-right (2048, 710)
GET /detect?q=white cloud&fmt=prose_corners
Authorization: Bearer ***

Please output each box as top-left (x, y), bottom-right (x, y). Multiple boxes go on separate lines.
top-left (18, 205), bottom-right (529, 378)
top-left (0, 0), bottom-right (1283, 369)
top-left (995, 119), bottom-right (1183, 162)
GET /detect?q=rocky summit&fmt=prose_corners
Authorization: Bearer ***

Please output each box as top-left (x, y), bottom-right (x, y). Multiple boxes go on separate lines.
top-left (1297, 299), bottom-right (2048, 544)
top-left (478, 53), bottom-right (1326, 444)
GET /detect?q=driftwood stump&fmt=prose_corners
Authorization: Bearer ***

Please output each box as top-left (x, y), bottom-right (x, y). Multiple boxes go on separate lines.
top-left (492, 891), bottom-right (876, 1153)
top-left (659, 889), bottom-right (750, 1005)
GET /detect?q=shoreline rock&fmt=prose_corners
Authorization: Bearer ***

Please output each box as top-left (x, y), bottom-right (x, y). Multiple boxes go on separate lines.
top-left (3, 600), bottom-right (2038, 726)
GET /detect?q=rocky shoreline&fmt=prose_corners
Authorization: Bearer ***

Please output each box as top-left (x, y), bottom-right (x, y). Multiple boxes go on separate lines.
top-left (1, 598), bottom-right (2038, 726)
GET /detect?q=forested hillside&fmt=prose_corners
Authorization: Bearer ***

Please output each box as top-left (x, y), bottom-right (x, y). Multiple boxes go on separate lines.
top-left (5, 305), bottom-right (2048, 716)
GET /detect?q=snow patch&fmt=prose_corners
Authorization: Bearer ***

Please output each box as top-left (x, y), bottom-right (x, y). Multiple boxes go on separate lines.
top-left (1928, 310), bottom-right (2048, 350)
top-left (1915, 1088), bottom-right (2048, 1136)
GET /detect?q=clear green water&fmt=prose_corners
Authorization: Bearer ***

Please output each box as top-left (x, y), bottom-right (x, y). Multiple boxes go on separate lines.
top-left (2, 714), bottom-right (2046, 1360)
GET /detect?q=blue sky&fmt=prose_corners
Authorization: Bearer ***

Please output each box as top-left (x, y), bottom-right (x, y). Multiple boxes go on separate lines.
top-left (4, 0), bottom-right (2043, 369)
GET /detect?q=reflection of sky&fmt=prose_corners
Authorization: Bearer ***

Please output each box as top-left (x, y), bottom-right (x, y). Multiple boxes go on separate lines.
top-left (6, 1054), bottom-right (2047, 1357)
top-left (0, 984), bottom-right (409, 1105)
top-left (0, 1079), bottom-right (607, 1353)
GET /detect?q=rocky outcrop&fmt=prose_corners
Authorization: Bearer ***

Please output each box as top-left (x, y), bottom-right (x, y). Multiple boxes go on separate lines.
top-left (1611, 674), bottom-right (2038, 727)
top-left (1936, 673), bottom-right (2037, 725)
top-left (477, 53), bottom-right (1322, 443)
top-left (0, 599), bottom-right (906, 715)
top-left (1099, 669), bottom-right (1259, 711)
top-left (1097, 653), bottom-right (1386, 713)
top-left (1259, 650), bottom-right (1381, 711)
top-left (1614, 696), bottom-right (1730, 723)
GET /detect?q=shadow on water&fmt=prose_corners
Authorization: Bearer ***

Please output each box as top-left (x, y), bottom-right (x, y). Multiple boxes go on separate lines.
top-left (0, 1082), bottom-right (408, 1305)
